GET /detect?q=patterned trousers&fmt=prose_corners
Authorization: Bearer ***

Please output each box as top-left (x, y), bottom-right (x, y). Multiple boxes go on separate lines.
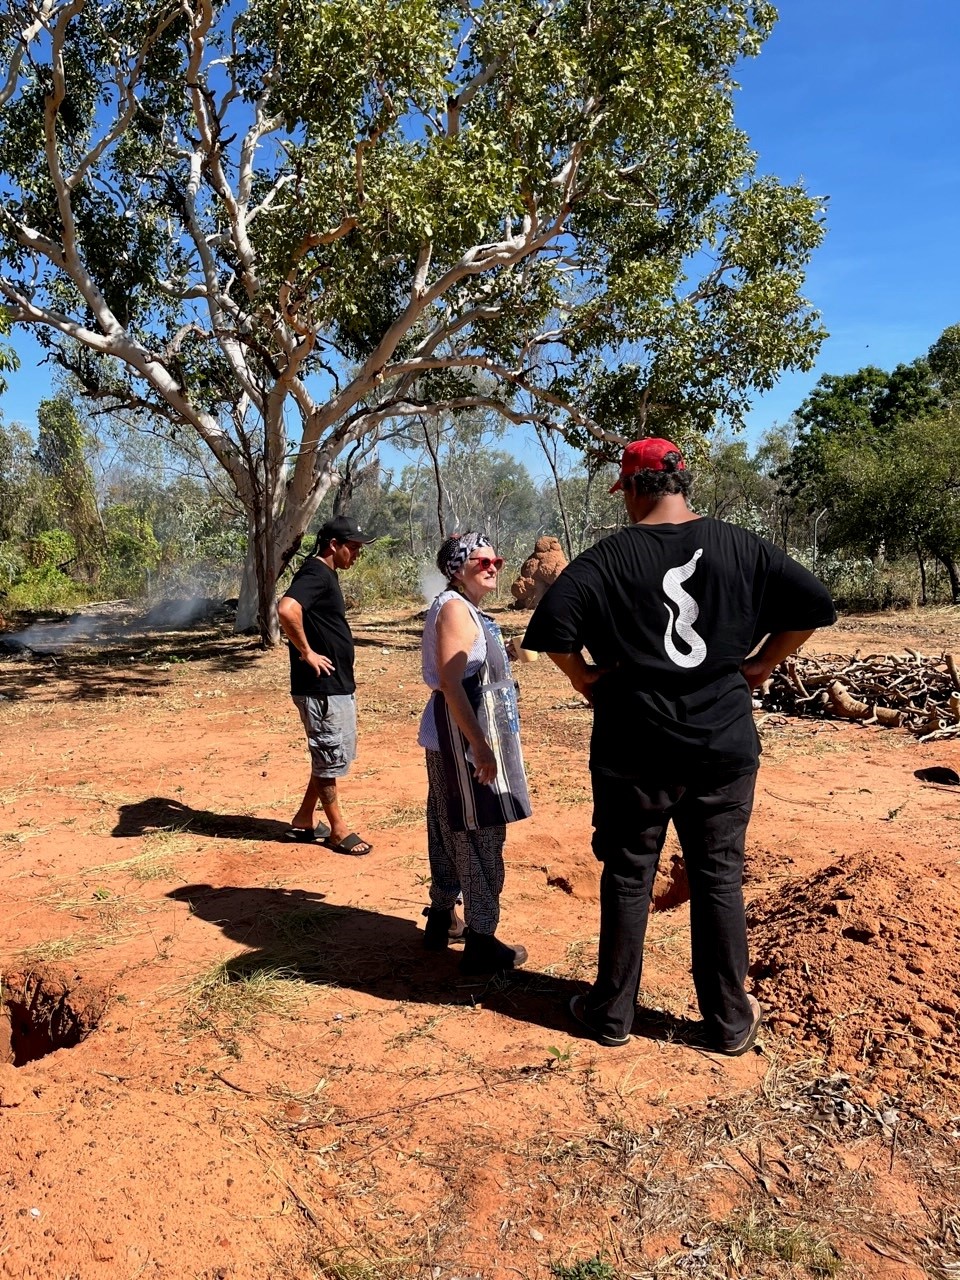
top-left (425, 750), bottom-right (506, 936)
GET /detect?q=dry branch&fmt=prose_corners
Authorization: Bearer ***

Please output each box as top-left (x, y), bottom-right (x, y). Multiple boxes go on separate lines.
top-left (761, 652), bottom-right (960, 741)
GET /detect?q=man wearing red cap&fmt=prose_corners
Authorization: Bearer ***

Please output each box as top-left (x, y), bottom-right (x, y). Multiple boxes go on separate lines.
top-left (522, 438), bottom-right (835, 1053)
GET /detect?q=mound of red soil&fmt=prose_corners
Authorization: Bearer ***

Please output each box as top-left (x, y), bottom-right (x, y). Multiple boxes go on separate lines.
top-left (748, 852), bottom-right (960, 1098)
top-left (510, 536), bottom-right (567, 609)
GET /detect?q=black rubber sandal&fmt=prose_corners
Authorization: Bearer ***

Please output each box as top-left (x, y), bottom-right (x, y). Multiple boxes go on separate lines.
top-left (283, 823), bottom-right (331, 843)
top-left (323, 832), bottom-right (373, 857)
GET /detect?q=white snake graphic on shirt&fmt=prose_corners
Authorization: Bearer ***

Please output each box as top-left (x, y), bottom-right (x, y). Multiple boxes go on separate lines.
top-left (662, 548), bottom-right (707, 668)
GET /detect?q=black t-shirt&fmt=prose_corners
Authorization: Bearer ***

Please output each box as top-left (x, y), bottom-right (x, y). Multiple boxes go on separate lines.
top-left (522, 517), bottom-right (836, 780)
top-left (283, 558), bottom-right (356, 696)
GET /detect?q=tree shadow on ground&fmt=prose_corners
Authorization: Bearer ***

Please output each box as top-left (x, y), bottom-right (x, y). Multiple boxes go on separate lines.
top-left (164, 881), bottom-right (702, 1046)
top-left (112, 797), bottom-right (292, 841)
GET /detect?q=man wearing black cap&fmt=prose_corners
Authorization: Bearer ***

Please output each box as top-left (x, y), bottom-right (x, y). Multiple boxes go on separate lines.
top-left (278, 515), bottom-right (375, 856)
top-left (522, 438), bottom-right (835, 1053)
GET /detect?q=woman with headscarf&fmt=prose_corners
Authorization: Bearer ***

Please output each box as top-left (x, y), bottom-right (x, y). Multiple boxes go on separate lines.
top-left (418, 532), bottom-right (532, 975)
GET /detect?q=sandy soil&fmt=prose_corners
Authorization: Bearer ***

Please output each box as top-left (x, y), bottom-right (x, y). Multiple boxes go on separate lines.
top-left (1, 602), bottom-right (959, 1280)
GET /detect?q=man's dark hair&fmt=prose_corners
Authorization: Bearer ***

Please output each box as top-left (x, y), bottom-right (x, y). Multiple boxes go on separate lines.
top-left (622, 451), bottom-right (693, 498)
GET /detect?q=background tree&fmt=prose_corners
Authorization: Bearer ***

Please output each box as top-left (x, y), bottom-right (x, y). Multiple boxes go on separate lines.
top-left (699, 426), bottom-right (804, 548)
top-left (782, 356), bottom-right (942, 512)
top-left (816, 410), bottom-right (960, 604)
top-left (0, 315), bottom-right (18, 394)
top-left (776, 321), bottom-right (960, 605)
top-left (0, 0), bottom-right (826, 642)
top-left (34, 395), bottom-right (105, 582)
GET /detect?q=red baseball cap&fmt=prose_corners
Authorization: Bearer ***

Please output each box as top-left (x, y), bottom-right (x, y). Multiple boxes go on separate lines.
top-left (609, 438), bottom-right (685, 492)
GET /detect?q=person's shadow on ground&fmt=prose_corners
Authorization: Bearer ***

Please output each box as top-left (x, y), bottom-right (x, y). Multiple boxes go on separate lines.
top-left (113, 797), bottom-right (292, 841)
top-left (164, 882), bottom-right (701, 1046)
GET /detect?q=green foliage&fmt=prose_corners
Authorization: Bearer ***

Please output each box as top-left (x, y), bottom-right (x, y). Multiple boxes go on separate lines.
top-left (0, 0), bottom-right (828, 642)
top-left (697, 425), bottom-right (806, 547)
top-left (35, 395), bottom-right (106, 581)
top-left (101, 504), bottom-right (161, 596)
top-left (928, 322), bottom-right (960, 400)
top-left (549, 1258), bottom-right (619, 1280)
top-left (814, 554), bottom-right (923, 613)
top-left (776, 320), bottom-right (960, 606)
top-left (0, 418), bottom-right (55, 543)
top-left (816, 408), bottom-right (960, 600)
top-left (315, 538), bottom-right (423, 610)
top-left (4, 529), bottom-right (87, 610)
top-left (716, 1207), bottom-right (841, 1277)
top-left (0, 312), bottom-right (18, 395)
top-left (783, 336), bottom-right (947, 510)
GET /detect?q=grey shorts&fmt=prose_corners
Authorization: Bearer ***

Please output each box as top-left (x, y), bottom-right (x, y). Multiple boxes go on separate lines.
top-left (292, 693), bottom-right (357, 779)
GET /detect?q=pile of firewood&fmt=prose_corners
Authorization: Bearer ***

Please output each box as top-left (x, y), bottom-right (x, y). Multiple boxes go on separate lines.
top-left (761, 651), bottom-right (960, 742)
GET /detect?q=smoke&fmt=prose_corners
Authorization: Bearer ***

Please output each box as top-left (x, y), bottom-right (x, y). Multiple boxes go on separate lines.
top-left (3, 596), bottom-right (227, 655)
top-left (4, 613), bottom-right (103, 654)
top-left (142, 596), bottom-right (220, 628)
top-left (419, 565), bottom-right (448, 604)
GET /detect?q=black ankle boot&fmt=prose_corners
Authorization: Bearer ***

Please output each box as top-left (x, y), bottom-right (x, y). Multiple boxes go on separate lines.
top-left (460, 930), bottom-right (528, 975)
top-left (422, 906), bottom-right (452, 951)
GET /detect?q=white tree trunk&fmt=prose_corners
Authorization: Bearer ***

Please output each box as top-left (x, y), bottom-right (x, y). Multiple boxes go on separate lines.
top-left (233, 474), bottom-right (339, 642)
top-left (235, 535), bottom-right (262, 634)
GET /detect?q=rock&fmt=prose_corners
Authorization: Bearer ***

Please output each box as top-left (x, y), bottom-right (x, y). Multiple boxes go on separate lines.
top-left (910, 1013), bottom-right (941, 1039)
top-left (773, 1011), bottom-right (801, 1026)
top-left (0, 1063), bottom-right (28, 1107)
top-left (841, 915), bottom-right (879, 943)
top-left (510, 537), bottom-right (567, 609)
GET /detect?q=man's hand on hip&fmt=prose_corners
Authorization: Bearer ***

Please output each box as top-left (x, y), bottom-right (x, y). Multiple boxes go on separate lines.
top-left (302, 650), bottom-right (335, 679)
top-left (742, 628), bottom-right (818, 691)
top-left (740, 656), bottom-right (773, 690)
top-left (546, 651), bottom-right (607, 705)
top-left (571, 665), bottom-right (605, 705)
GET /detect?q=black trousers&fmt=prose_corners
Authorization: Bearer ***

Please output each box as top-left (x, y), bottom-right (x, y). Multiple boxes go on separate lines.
top-left (585, 768), bottom-right (757, 1048)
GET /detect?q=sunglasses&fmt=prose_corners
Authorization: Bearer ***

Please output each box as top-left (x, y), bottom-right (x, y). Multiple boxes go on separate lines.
top-left (468, 555), bottom-right (505, 572)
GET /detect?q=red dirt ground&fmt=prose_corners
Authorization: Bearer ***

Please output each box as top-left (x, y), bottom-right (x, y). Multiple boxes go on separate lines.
top-left (1, 603), bottom-right (959, 1279)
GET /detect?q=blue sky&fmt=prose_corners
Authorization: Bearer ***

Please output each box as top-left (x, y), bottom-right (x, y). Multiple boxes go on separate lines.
top-left (736, 0), bottom-right (960, 439)
top-left (2, 2), bottom-right (958, 470)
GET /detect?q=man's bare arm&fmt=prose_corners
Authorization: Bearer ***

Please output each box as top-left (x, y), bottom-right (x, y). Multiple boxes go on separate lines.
top-left (741, 629), bottom-right (816, 690)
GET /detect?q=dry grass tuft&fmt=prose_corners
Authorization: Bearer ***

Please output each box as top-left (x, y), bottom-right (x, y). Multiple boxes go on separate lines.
top-left (17, 934), bottom-right (91, 963)
top-left (86, 827), bottom-right (192, 881)
top-left (181, 905), bottom-right (347, 1037)
top-left (308, 1256), bottom-right (415, 1280)
top-left (184, 957), bottom-right (306, 1032)
top-left (375, 804), bottom-right (425, 829)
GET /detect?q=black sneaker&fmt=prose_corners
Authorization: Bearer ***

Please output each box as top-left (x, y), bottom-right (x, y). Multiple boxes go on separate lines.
top-left (460, 931), bottom-right (527, 975)
top-left (714, 996), bottom-right (763, 1056)
top-left (690, 996), bottom-right (763, 1056)
top-left (568, 993), bottom-right (631, 1047)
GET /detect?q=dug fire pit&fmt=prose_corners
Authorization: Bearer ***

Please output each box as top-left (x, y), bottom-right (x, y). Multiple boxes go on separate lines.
top-left (1, 967), bottom-right (109, 1068)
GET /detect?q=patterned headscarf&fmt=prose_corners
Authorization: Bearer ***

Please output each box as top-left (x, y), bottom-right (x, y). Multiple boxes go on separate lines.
top-left (436, 531), bottom-right (493, 581)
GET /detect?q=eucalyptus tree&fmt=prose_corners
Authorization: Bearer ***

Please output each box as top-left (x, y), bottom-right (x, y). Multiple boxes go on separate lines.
top-left (0, 0), bottom-right (826, 641)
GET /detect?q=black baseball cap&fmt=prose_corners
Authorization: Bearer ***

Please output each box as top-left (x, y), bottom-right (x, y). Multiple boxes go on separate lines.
top-left (317, 515), bottom-right (376, 545)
